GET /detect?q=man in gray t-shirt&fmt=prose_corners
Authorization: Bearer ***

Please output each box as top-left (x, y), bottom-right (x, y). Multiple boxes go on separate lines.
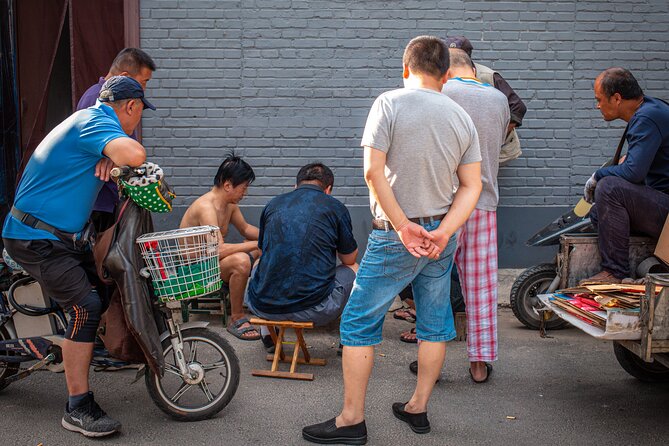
top-left (303, 36), bottom-right (482, 444)
top-left (444, 49), bottom-right (509, 383)
top-left (362, 83), bottom-right (481, 220)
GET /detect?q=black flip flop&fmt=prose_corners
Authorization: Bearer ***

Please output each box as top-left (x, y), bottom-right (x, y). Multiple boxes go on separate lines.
top-left (469, 362), bottom-right (493, 384)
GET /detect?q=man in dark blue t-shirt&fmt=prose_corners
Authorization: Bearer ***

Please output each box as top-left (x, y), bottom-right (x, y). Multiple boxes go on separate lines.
top-left (245, 163), bottom-right (358, 334)
top-left (582, 68), bottom-right (669, 284)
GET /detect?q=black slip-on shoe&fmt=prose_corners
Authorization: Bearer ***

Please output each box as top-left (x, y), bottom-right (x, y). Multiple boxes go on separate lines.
top-left (392, 402), bottom-right (430, 434)
top-left (302, 417), bottom-right (367, 445)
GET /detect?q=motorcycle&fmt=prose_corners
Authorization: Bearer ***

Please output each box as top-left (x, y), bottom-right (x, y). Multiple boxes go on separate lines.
top-left (0, 166), bottom-right (239, 421)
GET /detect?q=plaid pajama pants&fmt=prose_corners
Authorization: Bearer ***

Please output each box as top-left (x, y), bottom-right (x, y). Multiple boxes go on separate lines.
top-left (454, 209), bottom-right (498, 362)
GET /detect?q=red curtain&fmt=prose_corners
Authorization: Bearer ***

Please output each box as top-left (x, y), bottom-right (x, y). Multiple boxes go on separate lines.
top-left (16, 0), bottom-right (67, 170)
top-left (70, 0), bottom-right (124, 109)
top-left (15, 0), bottom-right (129, 177)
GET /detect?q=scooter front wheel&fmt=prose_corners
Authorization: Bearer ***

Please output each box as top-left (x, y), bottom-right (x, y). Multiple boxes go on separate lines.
top-left (510, 263), bottom-right (569, 330)
top-left (145, 328), bottom-right (240, 421)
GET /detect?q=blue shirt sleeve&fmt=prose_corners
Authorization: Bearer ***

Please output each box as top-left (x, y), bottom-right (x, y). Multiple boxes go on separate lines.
top-left (336, 207), bottom-right (358, 255)
top-left (595, 116), bottom-right (662, 184)
top-left (78, 110), bottom-right (128, 157)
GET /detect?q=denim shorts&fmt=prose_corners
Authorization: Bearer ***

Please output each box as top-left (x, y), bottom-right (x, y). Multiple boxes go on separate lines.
top-left (339, 220), bottom-right (457, 346)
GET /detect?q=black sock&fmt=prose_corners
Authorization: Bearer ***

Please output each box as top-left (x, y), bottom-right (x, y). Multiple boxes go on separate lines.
top-left (68, 391), bottom-right (91, 410)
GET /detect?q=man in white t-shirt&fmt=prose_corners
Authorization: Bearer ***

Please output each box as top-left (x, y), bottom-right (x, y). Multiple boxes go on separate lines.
top-left (302, 36), bottom-right (482, 444)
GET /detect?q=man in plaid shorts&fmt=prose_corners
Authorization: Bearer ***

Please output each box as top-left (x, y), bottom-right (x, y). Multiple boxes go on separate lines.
top-left (444, 49), bottom-right (509, 382)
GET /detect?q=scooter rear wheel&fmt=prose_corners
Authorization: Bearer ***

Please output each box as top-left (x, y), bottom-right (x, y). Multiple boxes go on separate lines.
top-left (510, 263), bottom-right (569, 330)
top-left (613, 341), bottom-right (669, 383)
top-left (145, 327), bottom-right (240, 421)
top-left (0, 327), bottom-right (20, 391)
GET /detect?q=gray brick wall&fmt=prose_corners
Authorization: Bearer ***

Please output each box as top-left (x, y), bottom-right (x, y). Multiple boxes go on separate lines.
top-left (139, 0), bottom-right (669, 212)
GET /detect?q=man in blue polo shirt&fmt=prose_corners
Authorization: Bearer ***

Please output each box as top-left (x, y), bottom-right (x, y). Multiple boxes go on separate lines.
top-left (245, 163), bottom-right (358, 343)
top-left (583, 68), bottom-right (669, 284)
top-left (3, 76), bottom-right (153, 437)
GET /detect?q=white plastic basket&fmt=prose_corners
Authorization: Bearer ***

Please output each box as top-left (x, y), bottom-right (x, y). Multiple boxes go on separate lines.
top-left (136, 225), bottom-right (221, 302)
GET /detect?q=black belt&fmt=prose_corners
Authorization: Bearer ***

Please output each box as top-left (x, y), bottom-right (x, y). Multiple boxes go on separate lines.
top-left (372, 213), bottom-right (446, 231)
top-left (10, 206), bottom-right (91, 248)
top-left (11, 206), bottom-right (63, 236)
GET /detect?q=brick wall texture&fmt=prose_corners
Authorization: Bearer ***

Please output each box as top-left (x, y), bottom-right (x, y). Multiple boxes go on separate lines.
top-left (139, 0), bottom-right (669, 210)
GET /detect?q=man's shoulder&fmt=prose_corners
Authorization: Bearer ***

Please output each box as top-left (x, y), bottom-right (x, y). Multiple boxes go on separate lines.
top-left (447, 81), bottom-right (507, 110)
top-left (182, 192), bottom-right (215, 217)
top-left (321, 193), bottom-right (349, 214)
top-left (639, 97), bottom-right (669, 120)
top-left (76, 81), bottom-right (104, 111)
top-left (377, 87), bottom-right (449, 104)
top-left (632, 98), bottom-right (669, 131)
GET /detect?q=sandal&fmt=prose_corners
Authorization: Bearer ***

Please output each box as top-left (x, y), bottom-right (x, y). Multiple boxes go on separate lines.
top-left (469, 362), bottom-right (493, 384)
top-left (400, 327), bottom-right (417, 344)
top-left (227, 317), bottom-right (261, 341)
top-left (393, 308), bottom-right (416, 323)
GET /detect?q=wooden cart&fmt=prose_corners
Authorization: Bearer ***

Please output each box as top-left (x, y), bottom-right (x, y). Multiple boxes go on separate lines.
top-left (540, 234), bottom-right (669, 382)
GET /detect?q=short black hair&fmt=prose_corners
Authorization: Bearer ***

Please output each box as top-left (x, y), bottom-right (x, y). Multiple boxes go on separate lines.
top-left (598, 68), bottom-right (644, 100)
top-left (110, 48), bottom-right (156, 75)
top-left (402, 36), bottom-right (449, 78)
top-left (214, 156), bottom-right (255, 188)
top-left (296, 163), bottom-right (334, 190)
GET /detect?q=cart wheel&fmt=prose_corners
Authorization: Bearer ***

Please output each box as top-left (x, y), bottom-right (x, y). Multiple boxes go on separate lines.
top-left (510, 263), bottom-right (568, 330)
top-left (145, 328), bottom-right (240, 421)
top-left (0, 327), bottom-right (20, 391)
top-left (613, 341), bottom-right (669, 383)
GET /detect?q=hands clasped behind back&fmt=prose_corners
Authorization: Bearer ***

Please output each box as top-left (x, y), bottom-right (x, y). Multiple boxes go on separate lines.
top-left (396, 221), bottom-right (448, 259)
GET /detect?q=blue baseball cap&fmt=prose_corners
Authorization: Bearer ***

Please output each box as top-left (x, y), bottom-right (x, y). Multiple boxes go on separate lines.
top-left (99, 76), bottom-right (156, 110)
top-left (445, 36), bottom-right (474, 57)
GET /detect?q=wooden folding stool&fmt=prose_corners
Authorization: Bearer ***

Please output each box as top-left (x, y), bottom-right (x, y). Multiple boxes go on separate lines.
top-left (249, 318), bottom-right (326, 381)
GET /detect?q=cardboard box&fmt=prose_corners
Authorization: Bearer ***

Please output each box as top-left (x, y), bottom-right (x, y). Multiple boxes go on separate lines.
top-left (655, 214), bottom-right (669, 265)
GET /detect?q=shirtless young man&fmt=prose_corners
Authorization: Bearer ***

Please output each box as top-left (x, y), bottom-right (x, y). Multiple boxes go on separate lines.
top-left (180, 156), bottom-right (261, 340)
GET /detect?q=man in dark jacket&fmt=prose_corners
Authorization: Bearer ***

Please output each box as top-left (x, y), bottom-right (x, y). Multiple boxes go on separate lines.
top-left (582, 68), bottom-right (669, 284)
top-left (445, 36), bottom-right (527, 163)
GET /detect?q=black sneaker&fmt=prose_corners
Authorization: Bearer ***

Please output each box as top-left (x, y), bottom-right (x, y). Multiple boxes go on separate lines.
top-left (302, 417), bottom-right (367, 445)
top-left (61, 393), bottom-right (121, 437)
top-left (392, 402), bottom-right (430, 434)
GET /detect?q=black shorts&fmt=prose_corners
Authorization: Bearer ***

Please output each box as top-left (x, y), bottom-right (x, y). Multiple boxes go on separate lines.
top-left (3, 237), bottom-right (98, 309)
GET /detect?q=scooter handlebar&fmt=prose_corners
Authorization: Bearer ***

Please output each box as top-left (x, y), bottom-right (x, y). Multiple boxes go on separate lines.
top-left (111, 166), bottom-right (146, 180)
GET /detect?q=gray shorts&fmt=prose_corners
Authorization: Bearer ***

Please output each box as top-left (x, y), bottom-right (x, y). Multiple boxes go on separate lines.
top-left (3, 238), bottom-right (97, 309)
top-left (246, 264), bottom-right (356, 327)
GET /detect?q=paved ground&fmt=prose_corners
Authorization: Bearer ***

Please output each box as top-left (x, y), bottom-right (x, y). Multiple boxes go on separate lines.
top-left (2, 304), bottom-right (669, 446)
